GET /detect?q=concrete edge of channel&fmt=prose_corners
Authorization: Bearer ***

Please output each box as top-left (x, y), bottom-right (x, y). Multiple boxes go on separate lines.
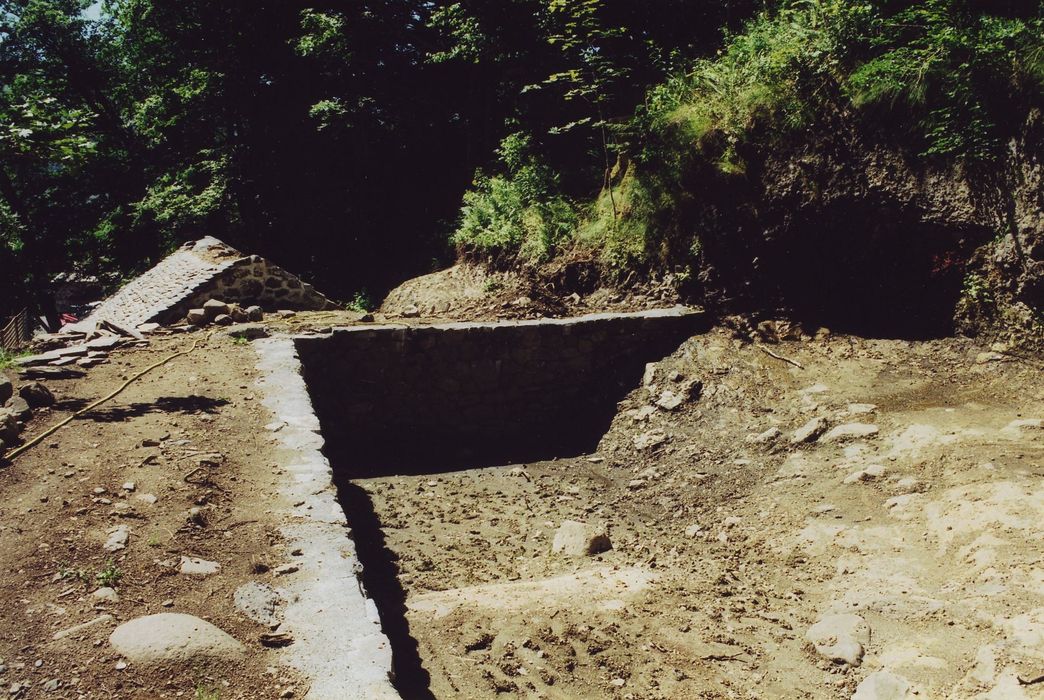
top-left (253, 336), bottom-right (399, 700)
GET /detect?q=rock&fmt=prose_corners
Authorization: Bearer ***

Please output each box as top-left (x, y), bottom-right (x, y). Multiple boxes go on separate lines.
top-left (892, 477), bottom-right (924, 494)
top-left (0, 410), bottom-right (20, 443)
top-left (137, 323), bottom-right (161, 334)
top-left (272, 563), bottom-right (299, 576)
top-left (52, 614), bottom-right (115, 640)
top-left (805, 613), bottom-right (870, 667)
top-left (228, 305), bottom-right (249, 323)
top-left (820, 423), bottom-right (879, 443)
top-left (633, 428), bottom-right (668, 450)
top-left (630, 405), bottom-right (657, 422)
top-left (19, 366), bottom-right (85, 380)
top-left (655, 379), bottom-right (701, 411)
top-left (791, 417), bottom-right (828, 444)
top-left (92, 587), bottom-right (120, 603)
top-left (852, 671), bottom-right (913, 700)
top-left (122, 481), bottom-right (136, 492)
top-left (551, 520), bottom-right (611, 556)
top-left (212, 314), bottom-right (233, 326)
top-left (19, 382), bottom-right (54, 408)
top-left (178, 556), bottom-right (220, 576)
top-left (103, 525), bottom-right (130, 552)
top-left (203, 299), bottom-right (231, 319)
top-left (245, 305), bottom-right (263, 322)
top-left (843, 464), bottom-right (886, 484)
top-left (656, 390), bottom-right (685, 411)
top-left (0, 376), bottom-right (11, 404)
top-left (976, 351), bottom-right (1006, 364)
top-left (4, 396), bottom-right (31, 421)
top-left (186, 309), bottom-right (207, 325)
top-left (746, 427), bottom-right (782, 444)
top-left (234, 582), bottom-right (284, 627)
top-left (642, 363), bottom-right (657, 394)
top-left (224, 324), bottom-right (269, 340)
top-left (401, 305), bottom-right (420, 318)
top-left (109, 613), bottom-right (246, 665)
top-left (85, 335), bottom-right (123, 350)
top-left (847, 403), bottom-right (877, 415)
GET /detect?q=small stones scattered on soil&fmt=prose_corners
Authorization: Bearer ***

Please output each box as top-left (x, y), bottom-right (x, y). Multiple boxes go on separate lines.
top-left (805, 613), bottom-right (871, 667)
top-left (109, 613), bottom-right (246, 665)
top-left (633, 428), bottom-right (668, 450)
top-left (791, 416), bottom-right (829, 444)
top-left (178, 556), bottom-right (221, 576)
top-left (746, 427), bottom-right (782, 444)
top-left (852, 670), bottom-right (913, 700)
top-left (551, 520), bottom-right (611, 557)
top-left (103, 525), bottom-right (130, 552)
top-left (272, 563), bottom-right (299, 576)
top-left (819, 423), bottom-right (879, 443)
top-left (843, 464), bottom-right (886, 484)
top-left (92, 587), bottom-right (120, 603)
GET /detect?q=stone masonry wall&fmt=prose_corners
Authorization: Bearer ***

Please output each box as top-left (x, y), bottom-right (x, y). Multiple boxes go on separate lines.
top-left (296, 307), bottom-right (708, 474)
top-left (181, 257), bottom-right (337, 314)
top-left (76, 237), bottom-right (336, 332)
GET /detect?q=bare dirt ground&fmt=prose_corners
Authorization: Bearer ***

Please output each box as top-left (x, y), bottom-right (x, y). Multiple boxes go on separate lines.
top-left (359, 330), bottom-right (1044, 699)
top-left (1, 307), bottom-right (1042, 700)
top-left (0, 334), bottom-right (305, 699)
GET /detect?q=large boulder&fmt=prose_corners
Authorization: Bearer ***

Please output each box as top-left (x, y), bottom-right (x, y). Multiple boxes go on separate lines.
top-left (19, 381), bottom-right (54, 408)
top-left (202, 299), bottom-right (231, 320)
top-left (0, 409), bottom-right (21, 444)
top-left (109, 613), bottom-right (246, 665)
top-left (3, 396), bottom-right (30, 422)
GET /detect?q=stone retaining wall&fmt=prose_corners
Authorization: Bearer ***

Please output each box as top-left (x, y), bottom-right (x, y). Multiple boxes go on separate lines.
top-left (296, 307), bottom-right (708, 472)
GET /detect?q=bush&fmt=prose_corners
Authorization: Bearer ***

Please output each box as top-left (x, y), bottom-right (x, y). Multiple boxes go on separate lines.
top-left (452, 133), bottom-right (578, 263)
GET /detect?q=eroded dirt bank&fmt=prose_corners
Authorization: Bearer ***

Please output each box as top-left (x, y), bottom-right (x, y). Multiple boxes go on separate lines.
top-left (354, 330), bottom-right (1044, 699)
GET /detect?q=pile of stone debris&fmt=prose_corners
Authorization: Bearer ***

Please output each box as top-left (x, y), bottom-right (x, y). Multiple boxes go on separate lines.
top-left (0, 375), bottom-right (55, 458)
top-left (184, 299), bottom-right (264, 328)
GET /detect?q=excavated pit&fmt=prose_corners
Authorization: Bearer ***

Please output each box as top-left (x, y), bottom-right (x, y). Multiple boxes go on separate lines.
top-left (295, 308), bottom-right (708, 697)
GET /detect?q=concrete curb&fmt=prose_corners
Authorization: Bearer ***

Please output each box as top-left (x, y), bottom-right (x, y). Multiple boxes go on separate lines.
top-left (254, 337), bottom-right (398, 699)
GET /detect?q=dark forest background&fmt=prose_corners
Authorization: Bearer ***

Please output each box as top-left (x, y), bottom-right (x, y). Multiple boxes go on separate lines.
top-left (1, 0), bottom-right (1040, 315)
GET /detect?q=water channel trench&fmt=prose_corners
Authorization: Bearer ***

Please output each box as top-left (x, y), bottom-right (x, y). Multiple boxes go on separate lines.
top-left (296, 308), bottom-right (708, 697)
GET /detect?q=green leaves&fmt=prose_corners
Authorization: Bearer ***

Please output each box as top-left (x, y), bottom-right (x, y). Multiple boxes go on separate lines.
top-left (843, 0), bottom-right (1042, 159)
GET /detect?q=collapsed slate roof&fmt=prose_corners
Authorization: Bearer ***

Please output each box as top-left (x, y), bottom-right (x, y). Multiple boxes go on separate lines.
top-left (71, 237), bottom-right (337, 332)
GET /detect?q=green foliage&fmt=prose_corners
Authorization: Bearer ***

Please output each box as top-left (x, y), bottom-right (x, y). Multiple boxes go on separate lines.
top-left (453, 133), bottom-right (578, 263)
top-left (133, 151), bottom-right (233, 243)
top-left (846, 1), bottom-right (1044, 159)
top-left (194, 681), bottom-right (221, 700)
top-left (95, 560), bottom-right (123, 588)
top-left (345, 290), bottom-right (374, 313)
top-left (961, 272), bottom-right (993, 304)
top-left (641, 1), bottom-right (870, 173)
top-left (481, 275), bottom-right (505, 294)
top-left (0, 348), bottom-right (30, 370)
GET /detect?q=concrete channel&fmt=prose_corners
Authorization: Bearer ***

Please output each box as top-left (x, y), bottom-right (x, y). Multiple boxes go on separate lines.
top-left (254, 306), bottom-right (708, 698)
